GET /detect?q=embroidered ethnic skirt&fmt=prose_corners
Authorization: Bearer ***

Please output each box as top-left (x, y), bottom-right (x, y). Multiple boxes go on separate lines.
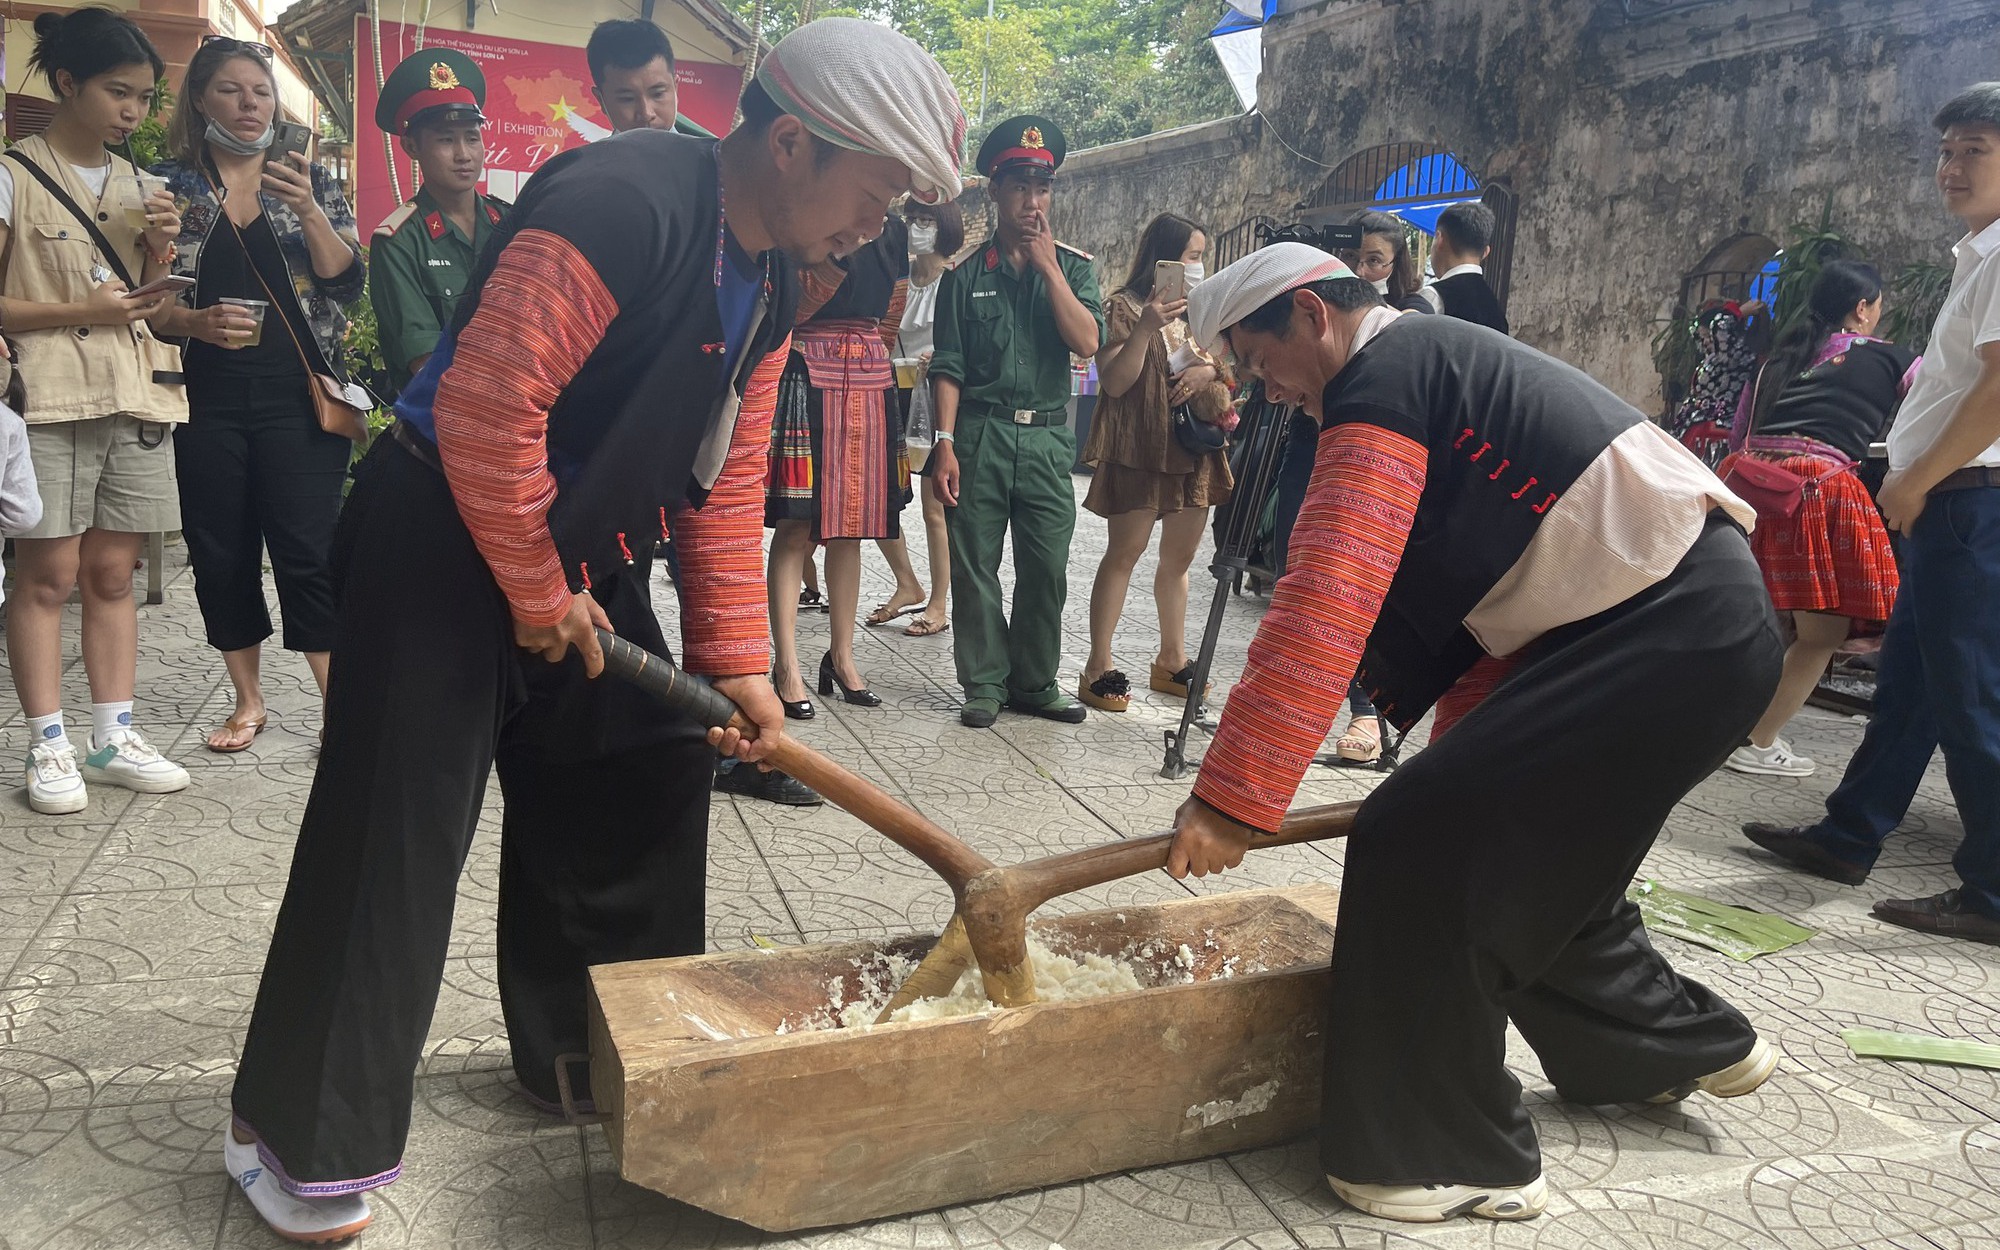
top-left (1716, 444), bottom-right (1899, 622)
top-left (765, 319), bottom-right (901, 541)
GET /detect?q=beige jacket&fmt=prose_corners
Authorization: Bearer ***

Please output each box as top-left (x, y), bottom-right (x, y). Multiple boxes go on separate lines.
top-left (1, 135), bottom-right (186, 426)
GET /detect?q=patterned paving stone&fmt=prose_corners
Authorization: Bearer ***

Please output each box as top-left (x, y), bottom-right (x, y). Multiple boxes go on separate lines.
top-left (3, 495), bottom-right (1997, 1249)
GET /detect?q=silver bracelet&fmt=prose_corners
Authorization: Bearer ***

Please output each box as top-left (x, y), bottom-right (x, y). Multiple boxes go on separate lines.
top-left (935, 430), bottom-right (955, 442)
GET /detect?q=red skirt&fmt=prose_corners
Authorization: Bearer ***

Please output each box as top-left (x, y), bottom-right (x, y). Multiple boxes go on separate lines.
top-left (1717, 450), bottom-right (1898, 621)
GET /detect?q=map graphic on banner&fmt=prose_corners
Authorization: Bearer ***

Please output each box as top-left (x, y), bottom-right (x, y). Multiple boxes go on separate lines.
top-left (353, 19), bottom-right (740, 232)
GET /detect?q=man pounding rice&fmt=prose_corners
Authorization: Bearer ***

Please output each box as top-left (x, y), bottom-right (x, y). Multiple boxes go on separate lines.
top-left (1165, 244), bottom-right (1785, 1223)
top-left (222, 21), bottom-right (964, 1242)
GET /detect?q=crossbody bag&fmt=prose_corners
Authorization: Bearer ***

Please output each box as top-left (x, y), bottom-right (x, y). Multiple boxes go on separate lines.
top-left (1719, 362), bottom-right (1855, 520)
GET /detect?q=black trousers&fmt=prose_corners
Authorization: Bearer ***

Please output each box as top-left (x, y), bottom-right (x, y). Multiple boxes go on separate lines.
top-left (1320, 515), bottom-right (1783, 1185)
top-left (175, 375), bottom-right (350, 653)
top-left (229, 438), bottom-right (714, 1193)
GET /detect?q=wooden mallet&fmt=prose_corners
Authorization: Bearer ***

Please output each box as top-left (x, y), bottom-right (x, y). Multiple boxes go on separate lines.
top-left (600, 631), bottom-right (1357, 1014)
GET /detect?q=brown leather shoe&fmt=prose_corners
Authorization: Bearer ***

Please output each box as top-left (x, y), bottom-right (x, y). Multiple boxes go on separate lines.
top-left (1873, 889), bottom-right (2000, 945)
top-left (1741, 823), bottom-right (1871, 886)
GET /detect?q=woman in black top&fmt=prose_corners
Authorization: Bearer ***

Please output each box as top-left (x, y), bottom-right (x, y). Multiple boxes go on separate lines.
top-left (1347, 210), bottom-right (1432, 314)
top-left (1719, 260), bottom-right (1919, 779)
top-left (764, 217), bottom-right (909, 714)
top-left (152, 39), bottom-right (365, 753)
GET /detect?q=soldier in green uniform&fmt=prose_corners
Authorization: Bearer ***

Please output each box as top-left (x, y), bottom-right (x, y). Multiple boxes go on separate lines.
top-left (369, 49), bottom-right (509, 395)
top-left (929, 116), bottom-right (1105, 728)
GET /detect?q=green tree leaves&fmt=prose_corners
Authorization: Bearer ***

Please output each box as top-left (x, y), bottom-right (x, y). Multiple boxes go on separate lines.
top-left (729, 0), bottom-right (1240, 153)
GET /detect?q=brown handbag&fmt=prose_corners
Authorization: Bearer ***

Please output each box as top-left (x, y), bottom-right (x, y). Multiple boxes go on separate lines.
top-left (223, 210), bottom-right (371, 443)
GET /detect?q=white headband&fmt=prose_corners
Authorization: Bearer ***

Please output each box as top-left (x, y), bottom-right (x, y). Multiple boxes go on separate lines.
top-left (757, 18), bottom-right (967, 204)
top-left (1186, 242), bottom-right (1355, 349)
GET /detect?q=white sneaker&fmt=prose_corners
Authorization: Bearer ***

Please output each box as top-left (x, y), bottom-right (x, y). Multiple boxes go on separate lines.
top-left (25, 740), bottom-right (88, 814)
top-left (1725, 738), bottom-right (1816, 777)
top-left (1327, 1173), bottom-right (1547, 1223)
top-left (224, 1130), bottom-right (372, 1244)
top-left (1648, 1035), bottom-right (1779, 1104)
top-left (80, 726), bottom-right (189, 794)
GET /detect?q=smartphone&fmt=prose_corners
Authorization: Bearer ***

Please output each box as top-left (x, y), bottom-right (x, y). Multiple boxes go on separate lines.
top-left (266, 120), bottom-right (314, 168)
top-left (1154, 260), bottom-right (1187, 304)
top-left (123, 274), bottom-right (195, 300)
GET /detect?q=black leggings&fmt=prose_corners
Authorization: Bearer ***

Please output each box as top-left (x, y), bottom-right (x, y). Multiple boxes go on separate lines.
top-left (175, 375), bottom-right (350, 653)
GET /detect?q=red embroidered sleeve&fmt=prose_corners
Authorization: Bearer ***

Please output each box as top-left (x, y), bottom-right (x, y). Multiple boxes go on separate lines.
top-left (879, 278), bottom-right (909, 353)
top-left (797, 262), bottom-right (845, 324)
top-left (1193, 423), bottom-right (1428, 831)
top-left (666, 339), bottom-right (787, 676)
top-left (433, 229), bottom-right (619, 628)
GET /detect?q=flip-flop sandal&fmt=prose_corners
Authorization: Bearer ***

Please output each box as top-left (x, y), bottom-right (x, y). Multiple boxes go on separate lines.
top-left (866, 600), bottom-right (925, 626)
top-left (206, 713), bottom-right (267, 754)
top-left (904, 616), bottom-right (949, 637)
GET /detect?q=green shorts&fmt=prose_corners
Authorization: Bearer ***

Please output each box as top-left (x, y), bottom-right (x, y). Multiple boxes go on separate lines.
top-left (20, 415), bottom-right (181, 539)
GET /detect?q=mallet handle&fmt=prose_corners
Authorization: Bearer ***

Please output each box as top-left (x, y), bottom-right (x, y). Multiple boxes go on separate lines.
top-left (596, 629), bottom-right (995, 889)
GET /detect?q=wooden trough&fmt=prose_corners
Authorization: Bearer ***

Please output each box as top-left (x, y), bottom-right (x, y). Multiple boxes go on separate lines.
top-left (587, 884), bottom-right (1341, 1232)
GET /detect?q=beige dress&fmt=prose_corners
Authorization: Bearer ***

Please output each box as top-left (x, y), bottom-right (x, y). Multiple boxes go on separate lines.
top-left (1081, 292), bottom-right (1233, 518)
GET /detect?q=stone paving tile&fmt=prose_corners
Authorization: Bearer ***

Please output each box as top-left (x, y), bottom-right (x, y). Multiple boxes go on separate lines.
top-left (5, 506), bottom-right (1999, 1250)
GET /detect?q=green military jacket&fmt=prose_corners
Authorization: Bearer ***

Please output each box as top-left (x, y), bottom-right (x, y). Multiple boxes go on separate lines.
top-left (928, 238), bottom-right (1104, 416)
top-left (368, 185), bottom-right (508, 391)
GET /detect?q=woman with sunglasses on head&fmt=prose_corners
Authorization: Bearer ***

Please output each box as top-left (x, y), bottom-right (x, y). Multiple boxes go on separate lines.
top-left (149, 36), bottom-right (366, 754)
top-left (3, 10), bottom-right (190, 815)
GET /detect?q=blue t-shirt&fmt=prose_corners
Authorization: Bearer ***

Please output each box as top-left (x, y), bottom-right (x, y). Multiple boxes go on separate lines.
top-left (717, 230), bottom-right (762, 384)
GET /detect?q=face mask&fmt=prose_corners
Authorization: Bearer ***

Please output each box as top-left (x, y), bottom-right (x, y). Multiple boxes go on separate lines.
top-left (909, 223), bottom-right (939, 255)
top-left (1183, 261), bottom-right (1205, 285)
top-left (205, 117), bottom-right (273, 157)
top-left (1372, 277), bottom-right (1390, 294)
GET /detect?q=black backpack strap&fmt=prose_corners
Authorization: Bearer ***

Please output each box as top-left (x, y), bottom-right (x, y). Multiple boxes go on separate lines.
top-left (3, 149), bottom-right (138, 289)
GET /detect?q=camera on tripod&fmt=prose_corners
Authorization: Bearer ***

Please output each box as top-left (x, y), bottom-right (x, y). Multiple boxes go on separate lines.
top-left (1254, 222), bottom-right (1365, 254)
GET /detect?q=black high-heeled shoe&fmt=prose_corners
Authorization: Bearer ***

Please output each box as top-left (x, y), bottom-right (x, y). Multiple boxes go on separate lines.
top-left (782, 697), bottom-right (816, 720)
top-left (818, 651), bottom-right (883, 707)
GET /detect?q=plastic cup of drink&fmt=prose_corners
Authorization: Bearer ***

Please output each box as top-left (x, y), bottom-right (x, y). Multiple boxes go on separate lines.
top-left (122, 175), bottom-right (169, 232)
top-left (893, 357), bottom-right (921, 389)
top-left (219, 298), bottom-right (269, 348)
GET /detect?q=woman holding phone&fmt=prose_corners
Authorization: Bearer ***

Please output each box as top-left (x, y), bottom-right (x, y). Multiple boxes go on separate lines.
top-left (151, 36), bottom-right (365, 753)
top-left (2, 9), bottom-right (193, 814)
top-left (1077, 212), bottom-right (1233, 711)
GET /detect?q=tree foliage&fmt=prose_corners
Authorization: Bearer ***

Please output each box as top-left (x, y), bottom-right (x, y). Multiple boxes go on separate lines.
top-left (729, 0), bottom-right (1241, 154)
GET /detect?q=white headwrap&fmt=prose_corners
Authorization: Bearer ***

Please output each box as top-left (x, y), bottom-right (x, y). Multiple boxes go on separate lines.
top-left (1186, 242), bottom-right (1355, 350)
top-left (757, 18), bottom-right (967, 204)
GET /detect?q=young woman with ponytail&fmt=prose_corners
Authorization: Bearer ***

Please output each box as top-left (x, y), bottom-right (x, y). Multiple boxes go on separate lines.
top-left (1719, 260), bottom-right (1922, 777)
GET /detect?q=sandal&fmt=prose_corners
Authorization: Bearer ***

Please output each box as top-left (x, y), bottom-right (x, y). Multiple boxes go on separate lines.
top-left (206, 713), bottom-right (267, 754)
top-left (1079, 670), bottom-right (1131, 713)
top-left (798, 588), bottom-right (828, 612)
top-left (866, 596), bottom-right (926, 626)
top-left (1335, 716), bottom-right (1382, 763)
top-left (904, 615), bottom-right (949, 637)
top-left (1149, 660), bottom-right (1210, 700)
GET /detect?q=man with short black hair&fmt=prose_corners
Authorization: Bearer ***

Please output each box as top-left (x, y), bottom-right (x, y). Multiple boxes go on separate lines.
top-left (587, 18), bottom-right (701, 135)
top-left (1168, 242), bottom-right (1778, 1223)
top-left (1741, 81), bottom-right (2000, 945)
top-left (1421, 201), bottom-right (1508, 333)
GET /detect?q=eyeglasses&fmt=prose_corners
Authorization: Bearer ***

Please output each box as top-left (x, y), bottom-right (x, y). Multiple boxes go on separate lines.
top-left (200, 35), bottom-right (273, 59)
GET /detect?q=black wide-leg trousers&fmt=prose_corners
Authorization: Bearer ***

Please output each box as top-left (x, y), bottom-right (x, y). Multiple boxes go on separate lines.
top-left (230, 437), bottom-right (714, 1193)
top-left (1319, 514), bottom-right (1784, 1186)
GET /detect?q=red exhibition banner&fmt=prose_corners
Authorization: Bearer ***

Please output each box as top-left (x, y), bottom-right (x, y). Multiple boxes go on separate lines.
top-left (352, 18), bottom-right (741, 233)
